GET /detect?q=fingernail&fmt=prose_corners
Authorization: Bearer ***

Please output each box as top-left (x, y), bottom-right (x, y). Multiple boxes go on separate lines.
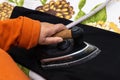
top-left (58, 38), bottom-right (63, 42)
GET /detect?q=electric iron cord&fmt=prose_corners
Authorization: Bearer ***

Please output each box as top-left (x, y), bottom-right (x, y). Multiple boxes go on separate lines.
top-left (66, 0), bottom-right (111, 29)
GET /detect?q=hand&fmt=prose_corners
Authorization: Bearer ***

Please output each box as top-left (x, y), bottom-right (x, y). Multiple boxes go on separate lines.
top-left (38, 22), bottom-right (66, 45)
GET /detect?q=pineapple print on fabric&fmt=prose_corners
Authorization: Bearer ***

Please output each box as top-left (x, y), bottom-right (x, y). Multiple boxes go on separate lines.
top-left (36, 0), bottom-right (75, 19)
top-left (0, 2), bottom-right (14, 20)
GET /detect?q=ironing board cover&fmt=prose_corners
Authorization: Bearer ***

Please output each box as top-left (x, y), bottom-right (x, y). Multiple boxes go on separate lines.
top-left (0, 0), bottom-right (120, 80)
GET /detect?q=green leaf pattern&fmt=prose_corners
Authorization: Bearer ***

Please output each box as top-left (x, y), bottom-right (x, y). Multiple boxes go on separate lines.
top-left (17, 64), bottom-right (30, 76)
top-left (75, 0), bottom-right (107, 24)
top-left (78, 0), bottom-right (86, 10)
top-left (8, 0), bottom-right (24, 6)
top-left (82, 3), bottom-right (107, 24)
top-left (40, 0), bottom-right (47, 5)
top-left (75, 0), bottom-right (86, 20)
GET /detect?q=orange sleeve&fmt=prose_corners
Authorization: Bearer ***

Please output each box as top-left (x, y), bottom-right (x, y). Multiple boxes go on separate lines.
top-left (0, 48), bottom-right (30, 80)
top-left (0, 16), bottom-right (40, 51)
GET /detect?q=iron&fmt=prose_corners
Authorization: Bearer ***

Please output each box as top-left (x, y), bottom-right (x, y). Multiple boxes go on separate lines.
top-left (38, 26), bottom-right (101, 69)
top-left (38, 0), bottom-right (111, 69)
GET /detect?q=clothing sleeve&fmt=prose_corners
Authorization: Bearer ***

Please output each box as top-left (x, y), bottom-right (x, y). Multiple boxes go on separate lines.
top-left (0, 16), bottom-right (40, 51)
top-left (0, 48), bottom-right (30, 80)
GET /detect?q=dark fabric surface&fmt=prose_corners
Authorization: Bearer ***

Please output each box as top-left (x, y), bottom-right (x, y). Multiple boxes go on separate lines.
top-left (8, 6), bottom-right (120, 80)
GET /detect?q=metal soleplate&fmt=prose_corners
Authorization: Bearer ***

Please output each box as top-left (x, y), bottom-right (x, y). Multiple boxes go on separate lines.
top-left (40, 42), bottom-right (101, 69)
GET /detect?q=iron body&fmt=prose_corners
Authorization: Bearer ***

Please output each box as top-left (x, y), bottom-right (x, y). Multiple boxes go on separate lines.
top-left (38, 26), bottom-right (101, 69)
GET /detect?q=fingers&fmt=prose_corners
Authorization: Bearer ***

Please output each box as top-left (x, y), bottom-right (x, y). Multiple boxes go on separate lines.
top-left (51, 24), bottom-right (66, 35)
top-left (40, 37), bottom-right (63, 45)
top-left (39, 22), bottom-right (66, 45)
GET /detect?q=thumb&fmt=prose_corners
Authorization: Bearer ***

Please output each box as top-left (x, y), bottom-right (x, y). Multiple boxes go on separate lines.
top-left (41, 37), bottom-right (63, 45)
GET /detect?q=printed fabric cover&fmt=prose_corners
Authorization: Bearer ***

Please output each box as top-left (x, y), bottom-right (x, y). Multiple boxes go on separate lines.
top-left (0, 0), bottom-right (120, 80)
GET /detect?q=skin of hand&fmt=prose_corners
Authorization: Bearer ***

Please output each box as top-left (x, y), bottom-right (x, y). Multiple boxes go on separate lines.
top-left (38, 22), bottom-right (66, 45)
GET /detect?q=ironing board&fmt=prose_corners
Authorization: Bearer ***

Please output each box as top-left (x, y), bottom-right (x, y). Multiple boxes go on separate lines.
top-left (8, 6), bottom-right (120, 80)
